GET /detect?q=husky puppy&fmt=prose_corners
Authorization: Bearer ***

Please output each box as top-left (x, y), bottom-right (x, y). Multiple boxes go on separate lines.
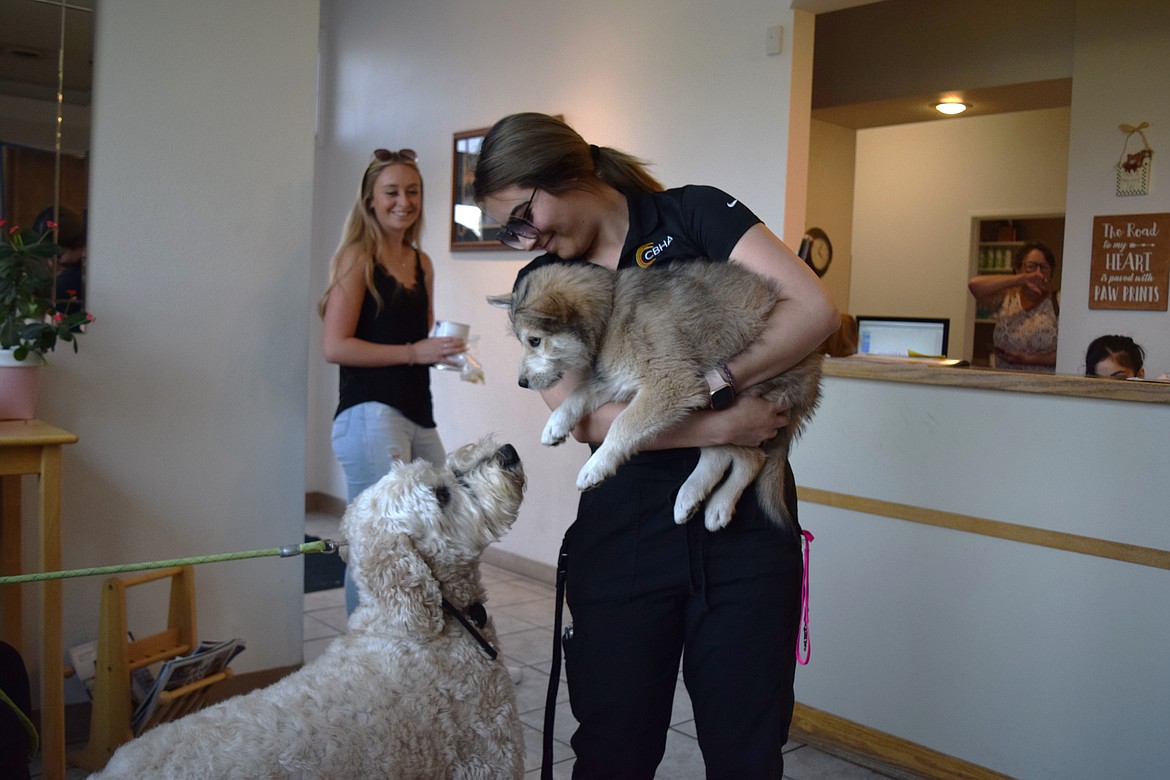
top-left (488, 259), bottom-right (821, 531)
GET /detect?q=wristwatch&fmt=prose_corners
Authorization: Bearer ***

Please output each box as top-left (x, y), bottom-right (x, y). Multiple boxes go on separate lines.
top-left (705, 362), bottom-right (736, 410)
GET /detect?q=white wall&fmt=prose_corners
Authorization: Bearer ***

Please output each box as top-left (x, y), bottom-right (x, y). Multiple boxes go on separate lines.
top-left (849, 108), bottom-right (1071, 361)
top-left (1058, 0), bottom-right (1170, 376)
top-left (308, 0), bottom-right (803, 567)
top-left (29, 0), bottom-right (320, 704)
top-left (791, 376), bottom-right (1170, 778)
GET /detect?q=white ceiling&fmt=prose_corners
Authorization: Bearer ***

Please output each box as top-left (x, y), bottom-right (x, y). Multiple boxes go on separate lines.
top-left (0, 0), bottom-right (95, 105)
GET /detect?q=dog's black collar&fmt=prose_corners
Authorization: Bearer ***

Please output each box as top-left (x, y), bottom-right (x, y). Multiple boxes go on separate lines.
top-left (441, 598), bottom-right (497, 660)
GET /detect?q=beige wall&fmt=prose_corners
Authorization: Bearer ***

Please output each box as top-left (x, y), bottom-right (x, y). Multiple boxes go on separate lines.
top-left (806, 119), bottom-right (857, 313)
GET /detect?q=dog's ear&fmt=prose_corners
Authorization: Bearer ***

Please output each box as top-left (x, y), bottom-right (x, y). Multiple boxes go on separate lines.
top-left (486, 292), bottom-right (513, 310)
top-left (358, 532), bottom-right (444, 637)
top-left (531, 292), bottom-right (581, 330)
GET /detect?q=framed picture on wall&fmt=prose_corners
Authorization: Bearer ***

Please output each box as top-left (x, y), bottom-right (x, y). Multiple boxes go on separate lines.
top-left (451, 127), bottom-right (506, 251)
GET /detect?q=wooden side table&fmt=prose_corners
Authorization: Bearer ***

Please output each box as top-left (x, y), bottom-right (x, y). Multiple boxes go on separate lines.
top-left (0, 419), bottom-right (77, 780)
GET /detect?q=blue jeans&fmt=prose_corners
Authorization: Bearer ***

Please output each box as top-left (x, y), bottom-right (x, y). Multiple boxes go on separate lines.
top-left (331, 402), bottom-right (445, 613)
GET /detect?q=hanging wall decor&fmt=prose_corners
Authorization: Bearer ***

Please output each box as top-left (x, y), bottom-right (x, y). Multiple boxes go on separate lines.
top-left (1088, 212), bottom-right (1169, 311)
top-left (1116, 122), bottom-right (1153, 197)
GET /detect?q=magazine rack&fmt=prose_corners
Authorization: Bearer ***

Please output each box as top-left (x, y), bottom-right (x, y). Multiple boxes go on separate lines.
top-left (69, 565), bottom-right (232, 770)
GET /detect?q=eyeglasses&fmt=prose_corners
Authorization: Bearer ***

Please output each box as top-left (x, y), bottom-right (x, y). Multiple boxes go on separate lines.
top-left (372, 148), bottom-right (418, 163)
top-left (1022, 261), bottom-right (1052, 275)
top-left (496, 186), bottom-right (541, 249)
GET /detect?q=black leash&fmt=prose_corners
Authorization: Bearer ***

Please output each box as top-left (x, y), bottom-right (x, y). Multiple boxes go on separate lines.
top-left (541, 543), bottom-right (569, 780)
top-left (441, 598), bottom-right (497, 660)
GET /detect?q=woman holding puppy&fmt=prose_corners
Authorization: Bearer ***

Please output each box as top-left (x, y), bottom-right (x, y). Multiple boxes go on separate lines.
top-left (319, 148), bottom-right (464, 613)
top-left (476, 113), bottom-right (838, 779)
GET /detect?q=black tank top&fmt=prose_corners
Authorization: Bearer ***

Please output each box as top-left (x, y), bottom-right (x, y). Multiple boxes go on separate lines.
top-left (335, 250), bottom-right (435, 427)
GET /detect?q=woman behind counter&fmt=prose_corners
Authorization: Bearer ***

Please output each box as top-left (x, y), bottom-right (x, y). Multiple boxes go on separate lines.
top-left (968, 241), bottom-right (1060, 372)
top-left (1085, 334), bottom-right (1145, 379)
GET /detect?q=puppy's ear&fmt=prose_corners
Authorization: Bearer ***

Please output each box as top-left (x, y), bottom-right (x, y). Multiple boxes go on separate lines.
top-left (534, 292), bottom-right (573, 324)
top-left (486, 292), bottom-right (513, 310)
top-left (359, 532), bottom-right (444, 637)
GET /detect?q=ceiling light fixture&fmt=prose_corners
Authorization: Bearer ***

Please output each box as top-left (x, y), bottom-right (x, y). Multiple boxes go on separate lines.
top-left (935, 101), bottom-right (968, 115)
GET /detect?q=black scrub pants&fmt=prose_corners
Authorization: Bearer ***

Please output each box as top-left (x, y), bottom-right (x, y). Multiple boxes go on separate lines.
top-left (562, 449), bottom-right (803, 780)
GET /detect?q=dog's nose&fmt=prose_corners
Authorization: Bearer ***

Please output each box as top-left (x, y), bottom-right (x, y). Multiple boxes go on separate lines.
top-left (497, 443), bottom-right (520, 467)
top-left (518, 376), bottom-right (529, 389)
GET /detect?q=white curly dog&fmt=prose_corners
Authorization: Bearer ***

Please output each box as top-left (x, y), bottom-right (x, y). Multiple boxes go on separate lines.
top-left (90, 438), bottom-right (527, 780)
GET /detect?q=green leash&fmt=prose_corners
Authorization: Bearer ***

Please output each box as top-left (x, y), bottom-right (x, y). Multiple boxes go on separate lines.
top-left (0, 539), bottom-right (344, 585)
top-left (0, 686), bottom-right (38, 758)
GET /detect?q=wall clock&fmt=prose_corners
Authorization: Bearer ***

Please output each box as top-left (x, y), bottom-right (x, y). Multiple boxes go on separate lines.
top-left (800, 227), bottom-right (833, 278)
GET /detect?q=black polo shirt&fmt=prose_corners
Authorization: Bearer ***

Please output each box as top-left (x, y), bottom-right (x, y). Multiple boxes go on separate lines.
top-left (513, 185), bottom-right (762, 287)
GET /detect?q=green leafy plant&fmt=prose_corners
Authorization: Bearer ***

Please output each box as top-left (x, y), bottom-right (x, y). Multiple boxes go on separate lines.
top-left (0, 219), bottom-right (94, 361)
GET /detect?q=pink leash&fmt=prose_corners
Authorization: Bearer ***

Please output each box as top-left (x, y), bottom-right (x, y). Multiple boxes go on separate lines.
top-left (796, 529), bottom-right (814, 665)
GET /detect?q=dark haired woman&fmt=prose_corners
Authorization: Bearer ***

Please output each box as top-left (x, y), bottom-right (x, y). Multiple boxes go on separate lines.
top-left (476, 112), bottom-right (838, 779)
top-left (1085, 334), bottom-right (1145, 378)
top-left (968, 241), bottom-right (1060, 372)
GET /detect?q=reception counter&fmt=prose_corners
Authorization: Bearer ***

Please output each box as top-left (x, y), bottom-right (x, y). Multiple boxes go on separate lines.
top-left (789, 359), bottom-right (1169, 779)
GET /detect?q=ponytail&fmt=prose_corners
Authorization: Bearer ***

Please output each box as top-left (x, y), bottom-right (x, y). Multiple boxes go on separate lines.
top-left (474, 113), bottom-right (663, 200)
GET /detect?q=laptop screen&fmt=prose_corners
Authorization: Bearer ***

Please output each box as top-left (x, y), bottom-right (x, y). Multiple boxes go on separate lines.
top-left (855, 316), bottom-right (950, 357)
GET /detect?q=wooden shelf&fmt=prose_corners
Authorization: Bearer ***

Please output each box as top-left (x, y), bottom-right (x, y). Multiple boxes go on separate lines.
top-left (69, 566), bottom-right (229, 772)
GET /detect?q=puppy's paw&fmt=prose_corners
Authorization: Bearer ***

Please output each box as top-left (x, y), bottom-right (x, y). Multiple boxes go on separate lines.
top-left (541, 415), bottom-right (571, 447)
top-left (703, 498), bottom-right (736, 532)
top-left (576, 453), bottom-right (616, 491)
top-left (673, 488), bottom-right (703, 525)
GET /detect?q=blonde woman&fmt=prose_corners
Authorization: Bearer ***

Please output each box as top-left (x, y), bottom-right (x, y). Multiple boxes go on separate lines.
top-left (319, 148), bottom-right (463, 612)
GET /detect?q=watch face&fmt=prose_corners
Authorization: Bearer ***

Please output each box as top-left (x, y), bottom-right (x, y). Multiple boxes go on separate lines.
top-left (710, 384), bottom-right (734, 410)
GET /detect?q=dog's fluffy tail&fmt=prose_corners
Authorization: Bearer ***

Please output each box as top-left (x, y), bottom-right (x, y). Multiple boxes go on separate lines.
top-left (752, 353), bottom-right (823, 532)
top-left (755, 441), bottom-right (796, 532)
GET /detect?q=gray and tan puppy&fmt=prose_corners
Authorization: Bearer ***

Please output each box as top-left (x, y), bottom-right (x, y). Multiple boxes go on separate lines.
top-left (489, 259), bottom-right (821, 532)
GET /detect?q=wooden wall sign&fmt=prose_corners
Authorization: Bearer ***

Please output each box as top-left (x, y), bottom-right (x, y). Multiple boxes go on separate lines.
top-left (1089, 213), bottom-right (1169, 310)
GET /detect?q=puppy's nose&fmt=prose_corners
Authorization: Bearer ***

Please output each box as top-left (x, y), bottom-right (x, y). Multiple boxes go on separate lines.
top-left (497, 443), bottom-right (520, 467)
top-left (518, 376), bottom-right (529, 389)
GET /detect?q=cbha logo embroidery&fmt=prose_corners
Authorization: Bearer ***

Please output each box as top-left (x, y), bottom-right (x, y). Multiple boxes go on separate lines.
top-left (635, 235), bottom-right (674, 267)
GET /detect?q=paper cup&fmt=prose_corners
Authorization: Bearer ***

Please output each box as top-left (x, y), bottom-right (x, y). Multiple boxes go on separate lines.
top-left (433, 320), bottom-right (470, 340)
top-left (432, 321), bottom-right (470, 370)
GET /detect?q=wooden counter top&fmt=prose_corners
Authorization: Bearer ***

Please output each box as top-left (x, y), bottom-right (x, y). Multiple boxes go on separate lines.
top-left (823, 357), bottom-right (1170, 404)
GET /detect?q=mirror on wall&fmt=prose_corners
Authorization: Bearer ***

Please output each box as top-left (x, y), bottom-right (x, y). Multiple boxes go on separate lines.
top-left (0, 0), bottom-right (94, 309)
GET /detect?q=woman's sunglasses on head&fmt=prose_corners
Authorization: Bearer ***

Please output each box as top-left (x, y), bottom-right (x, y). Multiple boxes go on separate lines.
top-left (373, 148), bottom-right (418, 163)
top-left (496, 185), bottom-right (541, 249)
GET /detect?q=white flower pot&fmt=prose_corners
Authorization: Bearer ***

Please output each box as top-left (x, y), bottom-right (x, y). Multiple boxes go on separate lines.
top-left (0, 349), bottom-right (46, 420)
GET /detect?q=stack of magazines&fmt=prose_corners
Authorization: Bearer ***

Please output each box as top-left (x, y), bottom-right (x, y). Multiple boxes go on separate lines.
top-left (130, 637), bottom-right (245, 734)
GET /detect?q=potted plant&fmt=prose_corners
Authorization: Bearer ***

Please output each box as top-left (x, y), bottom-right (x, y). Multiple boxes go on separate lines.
top-left (1, 219), bottom-right (94, 419)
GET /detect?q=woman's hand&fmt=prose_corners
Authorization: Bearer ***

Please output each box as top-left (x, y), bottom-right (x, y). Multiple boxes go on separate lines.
top-left (720, 396), bottom-right (791, 447)
top-left (1018, 269), bottom-right (1050, 298)
top-left (409, 336), bottom-right (465, 367)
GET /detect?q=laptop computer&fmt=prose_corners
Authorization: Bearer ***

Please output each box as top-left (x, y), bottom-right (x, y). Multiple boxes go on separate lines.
top-left (855, 316), bottom-right (950, 358)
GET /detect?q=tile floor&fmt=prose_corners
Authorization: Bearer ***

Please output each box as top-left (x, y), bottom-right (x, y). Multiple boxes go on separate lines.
top-left (33, 512), bottom-right (894, 779)
top-left (309, 511), bottom-right (895, 780)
